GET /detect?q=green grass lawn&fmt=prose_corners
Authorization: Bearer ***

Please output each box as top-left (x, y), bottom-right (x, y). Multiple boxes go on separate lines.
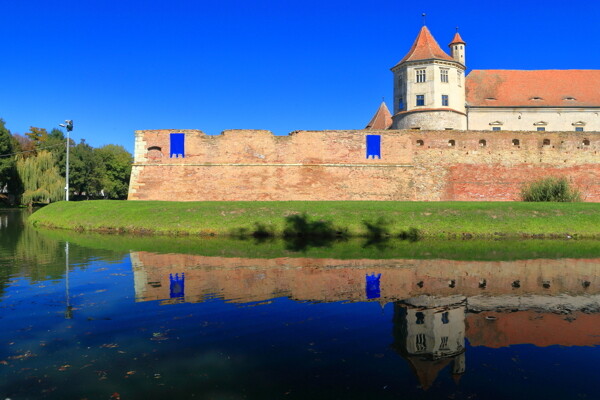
top-left (28, 200), bottom-right (600, 238)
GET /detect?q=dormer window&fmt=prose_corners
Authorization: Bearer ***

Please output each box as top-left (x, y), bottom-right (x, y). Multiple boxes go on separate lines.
top-left (416, 69), bottom-right (426, 83)
top-left (530, 97), bottom-right (544, 101)
top-left (564, 97), bottom-right (577, 101)
top-left (489, 121), bottom-right (503, 131)
top-left (485, 97), bottom-right (497, 101)
top-left (534, 121), bottom-right (548, 132)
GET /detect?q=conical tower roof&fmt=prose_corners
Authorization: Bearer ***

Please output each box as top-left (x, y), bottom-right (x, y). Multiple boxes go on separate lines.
top-left (449, 31), bottom-right (466, 46)
top-left (365, 102), bottom-right (392, 130)
top-left (393, 26), bottom-right (454, 68)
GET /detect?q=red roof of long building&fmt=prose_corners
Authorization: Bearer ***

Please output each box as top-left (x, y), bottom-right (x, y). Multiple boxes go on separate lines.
top-left (393, 26), bottom-right (455, 67)
top-left (466, 70), bottom-right (600, 107)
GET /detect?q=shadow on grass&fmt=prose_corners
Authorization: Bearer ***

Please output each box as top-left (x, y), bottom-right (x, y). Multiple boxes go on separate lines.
top-left (231, 214), bottom-right (421, 252)
top-left (283, 213), bottom-right (348, 252)
top-left (362, 217), bottom-right (392, 250)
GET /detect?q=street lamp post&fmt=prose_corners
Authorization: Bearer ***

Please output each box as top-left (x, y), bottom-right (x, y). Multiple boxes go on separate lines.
top-left (58, 120), bottom-right (73, 201)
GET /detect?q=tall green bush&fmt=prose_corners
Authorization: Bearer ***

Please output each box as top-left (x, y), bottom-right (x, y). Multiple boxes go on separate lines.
top-left (521, 177), bottom-right (581, 202)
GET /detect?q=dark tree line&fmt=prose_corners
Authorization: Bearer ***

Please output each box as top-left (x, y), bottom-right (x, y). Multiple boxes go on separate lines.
top-left (0, 118), bottom-right (133, 206)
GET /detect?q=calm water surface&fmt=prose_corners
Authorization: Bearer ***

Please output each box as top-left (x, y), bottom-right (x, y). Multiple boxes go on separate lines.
top-left (1, 209), bottom-right (600, 399)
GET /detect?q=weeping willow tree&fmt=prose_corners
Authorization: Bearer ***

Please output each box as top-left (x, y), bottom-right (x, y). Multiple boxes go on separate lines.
top-left (16, 150), bottom-right (64, 206)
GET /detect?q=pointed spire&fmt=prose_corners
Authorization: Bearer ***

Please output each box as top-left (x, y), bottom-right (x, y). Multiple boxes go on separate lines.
top-left (394, 26), bottom-right (454, 67)
top-left (365, 102), bottom-right (392, 130)
top-left (449, 29), bottom-right (466, 46)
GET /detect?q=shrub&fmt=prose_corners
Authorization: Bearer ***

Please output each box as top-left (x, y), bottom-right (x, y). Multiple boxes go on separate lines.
top-left (521, 177), bottom-right (581, 202)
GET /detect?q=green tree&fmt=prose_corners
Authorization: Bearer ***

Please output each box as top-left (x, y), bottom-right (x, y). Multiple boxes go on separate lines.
top-left (70, 139), bottom-right (104, 198)
top-left (95, 144), bottom-right (133, 199)
top-left (16, 150), bottom-right (64, 207)
top-left (0, 119), bottom-right (17, 196)
top-left (45, 128), bottom-right (71, 177)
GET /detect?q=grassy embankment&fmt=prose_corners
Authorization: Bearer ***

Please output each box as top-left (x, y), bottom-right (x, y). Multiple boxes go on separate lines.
top-left (29, 200), bottom-right (600, 239)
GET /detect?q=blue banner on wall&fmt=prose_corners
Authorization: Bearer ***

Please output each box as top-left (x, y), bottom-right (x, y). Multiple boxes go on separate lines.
top-left (366, 273), bottom-right (382, 299)
top-left (366, 135), bottom-right (381, 159)
top-left (170, 133), bottom-right (185, 158)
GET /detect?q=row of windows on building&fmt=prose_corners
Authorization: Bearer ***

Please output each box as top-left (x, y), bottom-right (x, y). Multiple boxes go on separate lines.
top-left (412, 68), bottom-right (461, 85)
top-left (491, 126), bottom-right (585, 132)
top-left (415, 138), bottom-right (592, 148)
top-left (399, 94), bottom-right (449, 109)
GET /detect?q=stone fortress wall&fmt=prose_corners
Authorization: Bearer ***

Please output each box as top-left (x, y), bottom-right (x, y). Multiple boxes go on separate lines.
top-left (128, 129), bottom-right (600, 202)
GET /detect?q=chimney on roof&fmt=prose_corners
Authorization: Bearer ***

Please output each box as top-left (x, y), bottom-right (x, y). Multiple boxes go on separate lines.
top-left (449, 28), bottom-right (466, 66)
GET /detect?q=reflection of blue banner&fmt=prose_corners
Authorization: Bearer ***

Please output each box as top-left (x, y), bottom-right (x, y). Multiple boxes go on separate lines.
top-left (170, 133), bottom-right (185, 158)
top-left (366, 273), bottom-right (381, 299)
top-left (170, 273), bottom-right (185, 298)
top-left (366, 135), bottom-right (381, 159)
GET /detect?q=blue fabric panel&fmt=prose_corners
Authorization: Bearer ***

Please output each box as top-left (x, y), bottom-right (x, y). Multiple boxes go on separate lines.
top-left (169, 273), bottom-right (185, 298)
top-left (170, 133), bottom-right (185, 158)
top-left (366, 135), bottom-right (381, 159)
top-left (365, 273), bottom-right (381, 299)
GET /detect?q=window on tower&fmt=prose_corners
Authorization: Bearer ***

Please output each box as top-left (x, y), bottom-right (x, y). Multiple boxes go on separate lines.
top-left (416, 69), bottom-right (426, 83)
top-left (441, 68), bottom-right (449, 83)
top-left (398, 96), bottom-right (404, 110)
top-left (442, 95), bottom-right (449, 106)
top-left (457, 71), bottom-right (462, 87)
top-left (416, 95), bottom-right (425, 106)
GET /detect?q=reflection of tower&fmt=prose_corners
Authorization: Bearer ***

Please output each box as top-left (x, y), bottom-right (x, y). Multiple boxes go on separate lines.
top-left (64, 242), bottom-right (73, 319)
top-left (391, 295), bottom-right (466, 390)
top-left (170, 273), bottom-right (185, 300)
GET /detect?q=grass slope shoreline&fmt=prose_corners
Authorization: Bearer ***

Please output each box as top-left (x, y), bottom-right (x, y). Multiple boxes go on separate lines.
top-left (29, 200), bottom-right (600, 238)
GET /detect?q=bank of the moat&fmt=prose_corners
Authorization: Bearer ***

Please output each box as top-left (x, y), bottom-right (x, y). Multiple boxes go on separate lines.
top-left (28, 200), bottom-right (600, 238)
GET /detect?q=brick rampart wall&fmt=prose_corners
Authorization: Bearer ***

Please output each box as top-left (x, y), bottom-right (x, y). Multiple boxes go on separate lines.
top-left (128, 129), bottom-right (600, 201)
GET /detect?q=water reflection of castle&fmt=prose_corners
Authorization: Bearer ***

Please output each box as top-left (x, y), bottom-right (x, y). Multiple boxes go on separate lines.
top-left (131, 251), bottom-right (600, 389)
top-left (393, 296), bottom-right (466, 389)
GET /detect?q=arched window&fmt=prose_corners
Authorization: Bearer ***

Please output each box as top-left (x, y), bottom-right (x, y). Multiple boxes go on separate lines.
top-left (543, 139), bottom-right (551, 146)
top-left (448, 139), bottom-right (456, 147)
top-left (583, 139), bottom-right (590, 146)
top-left (512, 139), bottom-right (520, 146)
top-left (416, 139), bottom-right (424, 147)
top-left (479, 139), bottom-right (487, 147)
top-left (147, 146), bottom-right (163, 160)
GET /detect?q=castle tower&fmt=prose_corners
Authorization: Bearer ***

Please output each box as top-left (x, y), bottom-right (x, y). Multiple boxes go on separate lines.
top-left (449, 30), bottom-right (466, 65)
top-left (390, 26), bottom-right (467, 130)
top-left (365, 101), bottom-right (393, 130)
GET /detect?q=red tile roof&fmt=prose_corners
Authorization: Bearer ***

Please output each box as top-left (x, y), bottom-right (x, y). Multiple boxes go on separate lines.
top-left (449, 32), bottom-right (465, 46)
top-left (394, 26), bottom-right (454, 67)
top-left (365, 101), bottom-right (392, 129)
top-left (466, 70), bottom-right (600, 107)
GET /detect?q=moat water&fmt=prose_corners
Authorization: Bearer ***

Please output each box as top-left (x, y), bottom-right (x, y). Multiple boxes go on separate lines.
top-left (1, 209), bottom-right (600, 399)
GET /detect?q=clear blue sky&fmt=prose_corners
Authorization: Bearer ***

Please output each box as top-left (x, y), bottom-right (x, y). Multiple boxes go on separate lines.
top-left (1, 0), bottom-right (599, 153)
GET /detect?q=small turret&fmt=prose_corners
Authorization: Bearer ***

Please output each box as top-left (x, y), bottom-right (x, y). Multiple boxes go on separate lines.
top-left (449, 30), bottom-right (466, 66)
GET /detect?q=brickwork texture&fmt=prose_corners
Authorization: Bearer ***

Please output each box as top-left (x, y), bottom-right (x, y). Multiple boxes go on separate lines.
top-left (128, 129), bottom-right (600, 202)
